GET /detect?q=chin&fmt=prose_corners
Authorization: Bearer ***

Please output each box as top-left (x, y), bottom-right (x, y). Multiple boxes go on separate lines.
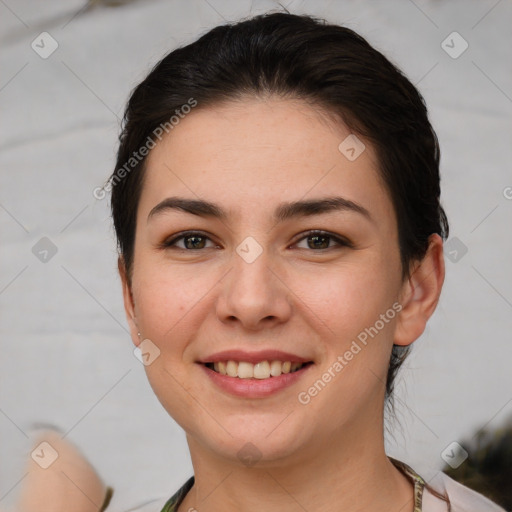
top-left (201, 419), bottom-right (311, 467)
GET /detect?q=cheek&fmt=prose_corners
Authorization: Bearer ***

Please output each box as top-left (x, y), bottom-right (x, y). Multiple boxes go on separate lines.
top-left (292, 265), bottom-right (399, 414)
top-left (291, 254), bottom-right (400, 341)
top-left (131, 257), bottom-right (226, 362)
top-left (132, 263), bottom-right (199, 338)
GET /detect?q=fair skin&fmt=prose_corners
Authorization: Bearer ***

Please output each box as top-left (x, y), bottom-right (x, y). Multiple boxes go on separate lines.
top-left (120, 97), bottom-right (445, 512)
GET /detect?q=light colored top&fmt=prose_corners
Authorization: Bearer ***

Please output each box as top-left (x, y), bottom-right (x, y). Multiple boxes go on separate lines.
top-left (421, 470), bottom-right (507, 511)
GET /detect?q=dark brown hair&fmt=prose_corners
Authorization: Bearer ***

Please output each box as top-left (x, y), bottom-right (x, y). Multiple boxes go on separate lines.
top-left (109, 11), bottom-right (449, 409)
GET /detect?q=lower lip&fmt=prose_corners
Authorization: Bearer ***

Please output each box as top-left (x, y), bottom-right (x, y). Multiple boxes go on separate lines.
top-left (199, 363), bottom-right (313, 398)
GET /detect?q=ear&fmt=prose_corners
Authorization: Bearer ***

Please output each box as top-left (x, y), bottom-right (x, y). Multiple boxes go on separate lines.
top-left (118, 256), bottom-right (140, 347)
top-left (394, 234), bottom-right (445, 346)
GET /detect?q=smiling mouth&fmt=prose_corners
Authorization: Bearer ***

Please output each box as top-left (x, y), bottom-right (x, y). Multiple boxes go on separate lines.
top-left (203, 360), bottom-right (314, 379)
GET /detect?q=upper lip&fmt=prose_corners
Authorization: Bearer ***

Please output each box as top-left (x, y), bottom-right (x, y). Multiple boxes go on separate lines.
top-left (197, 349), bottom-right (313, 365)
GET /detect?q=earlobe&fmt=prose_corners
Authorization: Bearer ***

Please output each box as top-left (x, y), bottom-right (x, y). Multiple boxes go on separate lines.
top-left (394, 234), bottom-right (445, 347)
top-left (118, 257), bottom-right (140, 347)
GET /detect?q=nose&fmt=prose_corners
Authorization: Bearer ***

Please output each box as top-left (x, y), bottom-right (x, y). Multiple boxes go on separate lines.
top-left (215, 245), bottom-right (293, 331)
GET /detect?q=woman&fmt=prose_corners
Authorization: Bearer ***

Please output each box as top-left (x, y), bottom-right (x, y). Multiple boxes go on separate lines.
top-left (106, 11), bottom-right (504, 512)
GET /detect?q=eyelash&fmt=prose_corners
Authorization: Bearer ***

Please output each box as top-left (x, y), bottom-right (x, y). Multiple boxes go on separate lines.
top-left (160, 230), bottom-right (353, 251)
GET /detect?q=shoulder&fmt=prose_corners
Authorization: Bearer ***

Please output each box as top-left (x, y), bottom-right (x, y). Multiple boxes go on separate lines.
top-left (422, 471), bottom-right (507, 512)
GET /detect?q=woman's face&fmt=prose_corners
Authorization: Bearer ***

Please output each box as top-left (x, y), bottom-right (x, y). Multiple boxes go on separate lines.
top-left (122, 98), bottom-right (413, 465)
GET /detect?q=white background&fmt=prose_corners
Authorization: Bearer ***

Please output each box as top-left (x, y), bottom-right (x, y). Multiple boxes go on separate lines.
top-left (1, 1), bottom-right (511, 510)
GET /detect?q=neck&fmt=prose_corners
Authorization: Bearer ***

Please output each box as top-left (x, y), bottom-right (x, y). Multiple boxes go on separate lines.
top-left (178, 414), bottom-right (414, 512)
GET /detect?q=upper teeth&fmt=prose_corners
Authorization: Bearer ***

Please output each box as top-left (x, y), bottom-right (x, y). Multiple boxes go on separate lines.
top-left (211, 360), bottom-right (305, 379)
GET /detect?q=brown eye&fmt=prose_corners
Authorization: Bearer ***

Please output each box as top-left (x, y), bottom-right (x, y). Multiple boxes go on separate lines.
top-left (162, 231), bottom-right (216, 250)
top-left (183, 235), bottom-right (207, 249)
top-left (294, 230), bottom-right (352, 250)
top-left (306, 234), bottom-right (330, 249)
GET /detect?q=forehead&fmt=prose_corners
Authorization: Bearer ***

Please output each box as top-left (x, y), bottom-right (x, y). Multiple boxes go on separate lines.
top-left (139, 98), bottom-right (394, 226)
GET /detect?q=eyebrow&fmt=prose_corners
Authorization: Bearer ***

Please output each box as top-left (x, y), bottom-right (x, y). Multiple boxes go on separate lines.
top-left (147, 196), bottom-right (373, 223)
